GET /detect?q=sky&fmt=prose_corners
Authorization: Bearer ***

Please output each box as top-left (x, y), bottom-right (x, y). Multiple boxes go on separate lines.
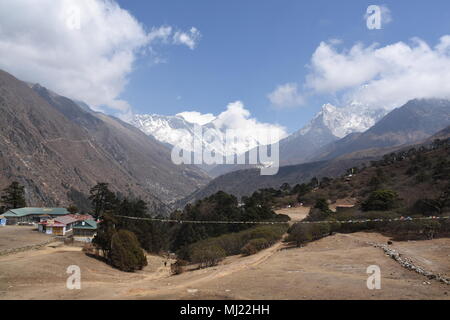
top-left (1, 0), bottom-right (450, 134)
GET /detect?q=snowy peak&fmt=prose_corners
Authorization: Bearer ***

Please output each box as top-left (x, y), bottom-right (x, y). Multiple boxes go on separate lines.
top-left (132, 111), bottom-right (282, 160)
top-left (278, 101), bottom-right (390, 165)
top-left (132, 114), bottom-right (202, 152)
top-left (132, 113), bottom-right (235, 156)
top-left (302, 102), bottom-right (389, 139)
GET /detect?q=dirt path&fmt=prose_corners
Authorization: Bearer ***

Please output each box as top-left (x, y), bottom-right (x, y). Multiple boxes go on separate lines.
top-left (126, 238), bottom-right (288, 298)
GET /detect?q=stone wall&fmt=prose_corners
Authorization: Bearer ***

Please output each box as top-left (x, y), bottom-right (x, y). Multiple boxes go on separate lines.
top-left (370, 242), bottom-right (450, 285)
top-left (0, 238), bottom-right (58, 256)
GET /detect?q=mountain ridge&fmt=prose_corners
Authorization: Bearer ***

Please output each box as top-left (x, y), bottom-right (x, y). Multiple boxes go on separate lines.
top-left (0, 70), bottom-right (210, 213)
top-left (177, 99), bottom-right (450, 206)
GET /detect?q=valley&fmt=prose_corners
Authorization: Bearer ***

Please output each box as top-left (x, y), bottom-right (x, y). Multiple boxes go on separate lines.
top-left (2, 0), bottom-right (450, 308)
top-left (1, 221), bottom-right (449, 300)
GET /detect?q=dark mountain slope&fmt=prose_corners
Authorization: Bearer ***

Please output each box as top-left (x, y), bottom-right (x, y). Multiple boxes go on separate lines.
top-left (176, 156), bottom-right (373, 207)
top-left (0, 70), bottom-right (209, 212)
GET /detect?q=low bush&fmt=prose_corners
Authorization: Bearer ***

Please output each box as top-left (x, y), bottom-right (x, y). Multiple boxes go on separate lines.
top-left (241, 238), bottom-right (270, 256)
top-left (190, 245), bottom-right (226, 268)
top-left (185, 224), bottom-right (288, 263)
top-left (287, 222), bottom-right (334, 247)
top-left (286, 224), bottom-right (313, 246)
top-left (171, 259), bottom-right (188, 275)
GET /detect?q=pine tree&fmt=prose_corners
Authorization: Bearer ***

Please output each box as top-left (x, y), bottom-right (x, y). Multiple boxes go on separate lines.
top-left (93, 212), bottom-right (117, 258)
top-left (110, 230), bottom-right (147, 272)
top-left (1, 181), bottom-right (26, 209)
top-left (89, 183), bottom-right (117, 219)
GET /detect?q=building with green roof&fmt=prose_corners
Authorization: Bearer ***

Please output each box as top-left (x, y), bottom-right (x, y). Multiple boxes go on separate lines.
top-left (3, 207), bottom-right (69, 225)
top-left (73, 220), bottom-right (98, 243)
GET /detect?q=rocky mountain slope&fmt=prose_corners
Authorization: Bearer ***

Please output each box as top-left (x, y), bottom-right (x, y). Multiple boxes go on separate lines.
top-left (279, 102), bottom-right (388, 165)
top-left (311, 99), bottom-right (450, 161)
top-left (0, 70), bottom-right (210, 212)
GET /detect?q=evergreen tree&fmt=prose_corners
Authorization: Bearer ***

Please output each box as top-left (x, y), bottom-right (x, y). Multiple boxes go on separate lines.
top-left (93, 212), bottom-right (117, 258)
top-left (314, 198), bottom-right (330, 212)
top-left (1, 181), bottom-right (26, 209)
top-left (309, 177), bottom-right (319, 188)
top-left (361, 190), bottom-right (399, 211)
top-left (280, 183), bottom-right (291, 193)
top-left (89, 183), bottom-right (117, 219)
top-left (110, 230), bottom-right (147, 272)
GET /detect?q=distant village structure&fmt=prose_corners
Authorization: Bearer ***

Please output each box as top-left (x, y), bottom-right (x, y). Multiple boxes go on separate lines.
top-left (38, 214), bottom-right (95, 237)
top-left (3, 208), bottom-right (69, 225)
top-left (73, 220), bottom-right (98, 243)
top-left (2, 207), bottom-right (98, 242)
top-left (38, 215), bottom-right (78, 236)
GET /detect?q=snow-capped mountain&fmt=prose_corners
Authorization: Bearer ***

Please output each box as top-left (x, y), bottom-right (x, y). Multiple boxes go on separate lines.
top-left (132, 113), bottom-right (209, 152)
top-left (132, 101), bottom-right (390, 169)
top-left (279, 101), bottom-right (390, 165)
top-left (299, 101), bottom-right (389, 139)
top-left (131, 113), bottom-right (269, 158)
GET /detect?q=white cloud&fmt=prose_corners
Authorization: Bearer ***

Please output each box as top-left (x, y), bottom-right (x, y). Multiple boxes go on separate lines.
top-left (178, 102), bottom-right (287, 145)
top-left (268, 83), bottom-right (305, 108)
top-left (364, 5), bottom-right (393, 27)
top-left (142, 102), bottom-right (287, 156)
top-left (304, 36), bottom-right (450, 110)
top-left (0, 0), bottom-right (200, 119)
top-left (177, 111), bottom-right (216, 125)
top-left (177, 101), bottom-right (288, 149)
top-left (173, 27), bottom-right (202, 50)
top-left (213, 101), bottom-right (288, 145)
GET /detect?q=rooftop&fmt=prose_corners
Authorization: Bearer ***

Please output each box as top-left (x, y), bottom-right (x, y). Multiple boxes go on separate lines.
top-left (3, 207), bottom-right (69, 217)
top-left (68, 214), bottom-right (94, 221)
top-left (73, 220), bottom-right (97, 230)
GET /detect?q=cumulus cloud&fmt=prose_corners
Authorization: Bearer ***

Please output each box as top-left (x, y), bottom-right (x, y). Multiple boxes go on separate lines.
top-left (305, 36), bottom-right (450, 109)
top-left (213, 101), bottom-right (288, 145)
top-left (177, 102), bottom-right (287, 149)
top-left (177, 111), bottom-right (215, 125)
top-left (268, 83), bottom-right (305, 108)
top-left (0, 0), bottom-right (200, 119)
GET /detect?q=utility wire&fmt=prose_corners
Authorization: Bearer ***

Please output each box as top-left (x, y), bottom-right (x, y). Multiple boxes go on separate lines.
top-left (115, 215), bottom-right (450, 225)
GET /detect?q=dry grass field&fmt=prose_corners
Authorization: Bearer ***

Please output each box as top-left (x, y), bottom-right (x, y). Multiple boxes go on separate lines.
top-left (0, 226), bottom-right (52, 252)
top-left (0, 217), bottom-right (449, 300)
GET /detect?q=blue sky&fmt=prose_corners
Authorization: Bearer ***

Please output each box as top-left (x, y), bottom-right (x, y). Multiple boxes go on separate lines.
top-left (115, 0), bottom-right (450, 133)
top-left (2, 0), bottom-right (450, 135)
